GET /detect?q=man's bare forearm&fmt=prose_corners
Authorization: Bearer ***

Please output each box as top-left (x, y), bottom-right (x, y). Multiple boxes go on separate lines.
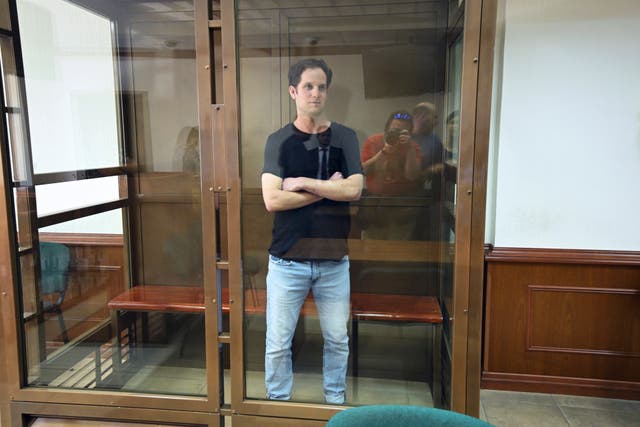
top-left (283, 174), bottom-right (363, 202)
top-left (263, 188), bottom-right (321, 212)
top-left (262, 173), bottom-right (321, 212)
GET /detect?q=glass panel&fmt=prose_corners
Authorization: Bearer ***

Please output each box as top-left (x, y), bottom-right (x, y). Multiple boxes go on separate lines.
top-left (0, 0), bottom-right (10, 31)
top-left (20, 253), bottom-right (37, 316)
top-left (20, 253), bottom-right (40, 382)
top-left (13, 187), bottom-right (33, 250)
top-left (21, 211), bottom-right (128, 387)
top-left (123, 14), bottom-right (198, 174)
top-left (36, 176), bottom-right (124, 217)
top-left (116, 0), bottom-right (205, 395)
top-left (238, 0), bottom-right (462, 409)
top-left (439, 29), bottom-right (463, 408)
top-left (16, 0), bottom-right (120, 173)
top-left (117, 0), bottom-right (203, 286)
top-left (19, 211), bottom-right (205, 396)
top-left (12, 0), bottom-right (206, 397)
top-left (0, 36), bottom-right (32, 183)
top-left (6, 110), bottom-right (30, 182)
top-left (0, 37), bottom-right (19, 105)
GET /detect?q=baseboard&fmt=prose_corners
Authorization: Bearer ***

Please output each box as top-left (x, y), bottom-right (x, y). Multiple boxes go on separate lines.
top-left (481, 371), bottom-right (640, 400)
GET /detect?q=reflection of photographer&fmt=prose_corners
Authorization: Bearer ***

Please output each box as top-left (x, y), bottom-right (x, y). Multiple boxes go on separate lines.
top-left (385, 127), bottom-right (409, 146)
top-left (361, 110), bottom-right (421, 195)
top-left (359, 111), bottom-right (422, 240)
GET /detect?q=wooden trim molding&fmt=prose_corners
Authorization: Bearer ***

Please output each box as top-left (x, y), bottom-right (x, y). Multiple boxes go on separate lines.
top-left (39, 232), bottom-right (124, 246)
top-left (481, 372), bottom-right (640, 401)
top-left (485, 246), bottom-right (640, 265)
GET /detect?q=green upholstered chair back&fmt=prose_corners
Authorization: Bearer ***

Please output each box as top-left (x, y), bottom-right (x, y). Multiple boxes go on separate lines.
top-left (326, 405), bottom-right (494, 427)
top-left (40, 242), bottom-right (71, 296)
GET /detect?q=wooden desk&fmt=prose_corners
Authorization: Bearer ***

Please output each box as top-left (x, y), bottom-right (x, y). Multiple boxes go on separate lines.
top-left (108, 285), bottom-right (442, 405)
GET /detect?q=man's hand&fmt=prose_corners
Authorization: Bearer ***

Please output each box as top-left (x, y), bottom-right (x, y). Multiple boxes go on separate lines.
top-left (382, 130), bottom-right (410, 154)
top-left (282, 176), bottom-right (306, 192)
top-left (381, 142), bottom-right (397, 155)
top-left (397, 129), bottom-right (411, 145)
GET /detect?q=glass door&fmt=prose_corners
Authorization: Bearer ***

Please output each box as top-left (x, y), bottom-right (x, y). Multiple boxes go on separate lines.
top-left (0, 0), bottom-right (221, 417)
top-left (229, 0), bottom-right (476, 419)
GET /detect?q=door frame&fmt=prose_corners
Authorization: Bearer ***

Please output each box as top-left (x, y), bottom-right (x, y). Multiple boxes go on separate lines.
top-left (0, 0), bottom-right (222, 421)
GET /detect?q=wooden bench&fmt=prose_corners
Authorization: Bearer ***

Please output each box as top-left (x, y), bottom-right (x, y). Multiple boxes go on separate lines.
top-left (108, 285), bottom-right (442, 404)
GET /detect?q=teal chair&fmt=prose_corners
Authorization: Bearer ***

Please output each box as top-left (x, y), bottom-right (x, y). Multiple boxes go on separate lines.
top-left (40, 241), bottom-right (71, 343)
top-left (326, 405), bottom-right (493, 427)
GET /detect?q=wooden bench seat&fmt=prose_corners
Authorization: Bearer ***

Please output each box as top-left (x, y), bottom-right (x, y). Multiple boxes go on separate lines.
top-left (107, 285), bottom-right (443, 324)
top-left (108, 285), bottom-right (442, 406)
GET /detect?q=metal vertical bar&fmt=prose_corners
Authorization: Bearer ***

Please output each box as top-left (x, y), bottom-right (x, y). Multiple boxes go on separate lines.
top-left (194, 0), bottom-right (222, 411)
top-left (0, 12), bottom-right (20, 427)
top-left (451, 0), bottom-right (484, 413)
top-left (466, 0), bottom-right (498, 417)
top-left (218, 0), bottom-right (244, 413)
top-left (4, 0), bottom-right (44, 370)
top-left (433, 323), bottom-right (443, 408)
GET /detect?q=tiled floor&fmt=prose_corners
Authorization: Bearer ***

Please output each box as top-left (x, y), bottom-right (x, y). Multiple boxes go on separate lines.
top-left (480, 389), bottom-right (640, 427)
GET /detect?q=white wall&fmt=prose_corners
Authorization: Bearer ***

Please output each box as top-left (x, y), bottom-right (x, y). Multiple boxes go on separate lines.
top-left (486, 0), bottom-right (640, 251)
top-left (17, 0), bottom-right (122, 234)
top-left (18, 0), bottom-right (120, 174)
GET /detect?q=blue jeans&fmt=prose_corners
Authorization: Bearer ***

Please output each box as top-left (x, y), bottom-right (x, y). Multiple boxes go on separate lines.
top-left (265, 254), bottom-right (350, 404)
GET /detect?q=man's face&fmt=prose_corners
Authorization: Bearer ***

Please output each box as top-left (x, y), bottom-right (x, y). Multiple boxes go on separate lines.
top-left (289, 67), bottom-right (328, 118)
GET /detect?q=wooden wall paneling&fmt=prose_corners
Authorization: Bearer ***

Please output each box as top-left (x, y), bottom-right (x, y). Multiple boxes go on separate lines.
top-left (527, 285), bottom-right (639, 357)
top-left (483, 248), bottom-right (640, 400)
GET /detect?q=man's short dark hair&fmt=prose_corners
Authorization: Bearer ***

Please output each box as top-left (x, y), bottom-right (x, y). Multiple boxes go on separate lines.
top-left (288, 58), bottom-right (333, 88)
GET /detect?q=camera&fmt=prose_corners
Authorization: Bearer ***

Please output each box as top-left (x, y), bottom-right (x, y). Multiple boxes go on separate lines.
top-left (385, 128), bottom-right (408, 145)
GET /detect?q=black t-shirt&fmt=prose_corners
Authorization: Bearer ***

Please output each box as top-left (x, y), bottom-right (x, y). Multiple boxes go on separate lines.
top-left (263, 122), bottom-right (362, 260)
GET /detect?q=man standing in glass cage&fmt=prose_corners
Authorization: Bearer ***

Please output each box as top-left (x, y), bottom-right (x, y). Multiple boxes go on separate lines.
top-left (261, 58), bottom-right (363, 404)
